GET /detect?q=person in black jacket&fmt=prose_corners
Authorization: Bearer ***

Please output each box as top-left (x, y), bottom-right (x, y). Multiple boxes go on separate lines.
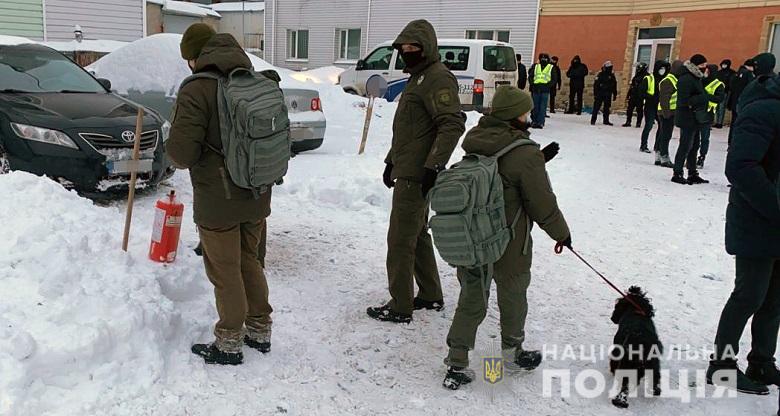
top-left (643, 60), bottom-right (670, 156)
top-left (566, 55), bottom-right (588, 115)
top-left (623, 62), bottom-right (648, 128)
top-left (549, 56), bottom-right (562, 113)
top-left (708, 71), bottom-right (780, 396)
top-left (591, 61), bottom-right (618, 126)
top-left (671, 54), bottom-right (711, 185)
top-left (516, 54), bottom-right (528, 90)
top-left (714, 59), bottom-right (736, 128)
top-left (728, 60), bottom-right (756, 145)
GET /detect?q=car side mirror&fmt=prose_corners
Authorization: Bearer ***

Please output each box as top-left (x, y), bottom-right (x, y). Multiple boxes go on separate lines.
top-left (97, 78), bottom-right (112, 90)
top-left (356, 60), bottom-right (366, 71)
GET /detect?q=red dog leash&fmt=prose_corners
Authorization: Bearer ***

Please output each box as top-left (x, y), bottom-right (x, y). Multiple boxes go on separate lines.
top-left (555, 243), bottom-right (647, 316)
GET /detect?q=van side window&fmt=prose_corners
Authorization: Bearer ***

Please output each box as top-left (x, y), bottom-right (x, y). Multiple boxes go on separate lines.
top-left (483, 46), bottom-right (517, 71)
top-left (439, 46), bottom-right (469, 71)
top-left (363, 46), bottom-right (394, 70)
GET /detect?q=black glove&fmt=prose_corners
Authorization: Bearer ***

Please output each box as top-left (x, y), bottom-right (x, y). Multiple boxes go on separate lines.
top-left (541, 142), bottom-right (560, 163)
top-left (421, 168), bottom-right (438, 198)
top-left (383, 163), bottom-right (395, 189)
top-left (560, 235), bottom-right (572, 249)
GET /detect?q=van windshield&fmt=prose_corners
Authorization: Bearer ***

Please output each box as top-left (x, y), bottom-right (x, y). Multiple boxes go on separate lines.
top-left (0, 45), bottom-right (105, 93)
top-left (483, 46), bottom-right (517, 72)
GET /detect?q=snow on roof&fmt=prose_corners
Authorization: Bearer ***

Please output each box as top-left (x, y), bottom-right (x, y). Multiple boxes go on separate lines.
top-left (155, 0), bottom-right (221, 18)
top-left (42, 39), bottom-right (128, 53)
top-left (0, 35), bottom-right (37, 46)
top-left (209, 2), bottom-right (265, 12)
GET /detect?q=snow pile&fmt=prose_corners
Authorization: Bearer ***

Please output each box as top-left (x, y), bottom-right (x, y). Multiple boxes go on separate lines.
top-left (0, 35), bottom-right (36, 46)
top-left (208, 2), bottom-right (265, 12)
top-left (163, 0), bottom-right (221, 17)
top-left (290, 66), bottom-right (345, 85)
top-left (0, 172), bottom-right (203, 415)
top-left (42, 39), bottom-right (127, 53)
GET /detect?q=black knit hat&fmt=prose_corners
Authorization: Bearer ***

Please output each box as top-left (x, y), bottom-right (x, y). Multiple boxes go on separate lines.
top-left (752, 53), bottom-right (777, 76)
top-left (690, 54), bottom-right (707, 66)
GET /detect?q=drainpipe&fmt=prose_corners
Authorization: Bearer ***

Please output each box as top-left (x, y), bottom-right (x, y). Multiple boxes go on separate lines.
top-left (142, 0), bottom-right (147, 38)
top-left (531, 0), bottom-right (541, 60)
top-left (365, 0), bottom-right (372, 55)
top-left (42, 0), bottom-right (48, 41)
top-left (271, 0), bottom-right (277, 65)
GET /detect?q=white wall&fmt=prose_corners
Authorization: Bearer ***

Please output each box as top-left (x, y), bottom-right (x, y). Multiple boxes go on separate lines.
top-left (45, 0), bottom-right (144, 41)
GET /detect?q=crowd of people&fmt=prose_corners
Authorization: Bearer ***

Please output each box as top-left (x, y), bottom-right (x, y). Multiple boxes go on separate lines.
top-left (164, 19), bottom-right (779, 409)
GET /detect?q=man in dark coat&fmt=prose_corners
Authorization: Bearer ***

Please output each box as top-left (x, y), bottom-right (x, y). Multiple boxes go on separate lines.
top-left (623, 62), bottom-right (648, 128)
top-left (714, 59), bottom-right (736, 128)
top-left (167, 25), bottom-right (275, 365)
top-left (708, 71), bottom-right (780, 396)
top-left (590, 61), bottom-right (618, 126)
top-left (566, 55), bottom-right (588, 115)
top-left (369, 20), bottom-right (466, 324)
top-left (516, 54), bottom-right (528, 90)
top-left (549, 56), bottom-right (562, 113)
top-left (671, 54), bottom-right (711, 185)
top-left (728, 60), bottom-right (756, 145)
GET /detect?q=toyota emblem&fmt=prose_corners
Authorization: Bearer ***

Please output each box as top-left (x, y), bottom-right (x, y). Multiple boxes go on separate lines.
top-left (291, 100), bottom-right (298, 110)
top-left (121, 131), bottom-right (135, 142)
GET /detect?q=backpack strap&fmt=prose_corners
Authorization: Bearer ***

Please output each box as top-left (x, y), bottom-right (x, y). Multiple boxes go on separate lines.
top-left (177, 72), bottom-right (226, 157)
top-left (492, 138), bottom-right (538, 237)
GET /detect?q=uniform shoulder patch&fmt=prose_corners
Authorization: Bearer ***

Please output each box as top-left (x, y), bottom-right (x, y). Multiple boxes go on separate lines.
top-left (436, 89), bottom-right (452, 106)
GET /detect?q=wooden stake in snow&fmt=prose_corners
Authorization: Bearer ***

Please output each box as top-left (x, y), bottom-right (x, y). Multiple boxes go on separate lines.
top-left (122, 108), bottom-right (144, 252)
top-left (358, 75), bottom-right (388, 155)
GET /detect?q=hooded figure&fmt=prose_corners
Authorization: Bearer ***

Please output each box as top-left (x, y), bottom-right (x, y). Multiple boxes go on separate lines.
top-left (671, 54), bottom-right (710, 184)
top-left (566, 55), bottom-right (589, 114)
top-left (709, 73), bottom-right (780, 396)
top-left (714, 59), bottom-right (737, 128)
top-left (370, 19), bottom-right (466, 324)
top-left (727, 59), bottom-right (757, 144)
top-left (753, 53), bottom-right (777, 77)
top-left (639, 60), bottom-right (669, 153)
top-left (167, 28), bottom-right (275, 365)
top-left (591, 61), bottom-right (618, 125)
top-left (549, 55), bottom-right (562, 113)
top-left (516, 54), bottom-right (528, 90)
top-left (624, 62), bottom-right (649, 128)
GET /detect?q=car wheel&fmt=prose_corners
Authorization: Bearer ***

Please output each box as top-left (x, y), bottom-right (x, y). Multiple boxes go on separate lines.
top-left (0, 146), bottom-right (10, 174)
top-left (344, 88), bottom-right (359, 96)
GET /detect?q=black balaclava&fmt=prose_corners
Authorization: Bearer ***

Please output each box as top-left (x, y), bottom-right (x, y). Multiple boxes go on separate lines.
top-left (720, 59), bottom-right (732, 70)
top-left (539, 53), bottom-right (550, 65)
top-left (401, 46), bottom-right (425, 69)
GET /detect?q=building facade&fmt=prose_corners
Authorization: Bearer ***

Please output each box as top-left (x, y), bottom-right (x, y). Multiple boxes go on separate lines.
top-left (264, 0), bottom-right (539, 70)
top-left (535, 0), bottom-right (780, 109)
top-left (0, 0), bottom-right (145, 42)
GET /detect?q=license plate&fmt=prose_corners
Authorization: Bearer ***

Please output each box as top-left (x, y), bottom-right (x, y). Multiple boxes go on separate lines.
top-left (496, 81), bottom-right (511, 87)
top-left (107, 159), bottom-right (153, 175)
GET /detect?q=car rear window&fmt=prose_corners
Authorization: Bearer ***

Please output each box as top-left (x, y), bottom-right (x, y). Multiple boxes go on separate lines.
top-left (0, 45), bottom-right (105, 93)
top-left (483, 46), bottom-right (517, 72)
top-left (394, 46), bottom-right (470, 72)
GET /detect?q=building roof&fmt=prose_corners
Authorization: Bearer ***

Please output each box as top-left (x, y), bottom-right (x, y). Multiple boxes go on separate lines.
top-left (209, 2), bottom-right (265, 12)
top-left (147, 0), bottom-right (222, 18)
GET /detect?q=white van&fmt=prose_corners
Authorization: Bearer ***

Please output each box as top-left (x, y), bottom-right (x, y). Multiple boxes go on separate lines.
top-left (338, 39), bottom-right (518, 111)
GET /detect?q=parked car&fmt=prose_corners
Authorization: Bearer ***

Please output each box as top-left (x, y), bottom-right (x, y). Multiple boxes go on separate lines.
top-left (339, 39), bottom-right (518, 111)
top-left (89, 34), bottom-right (326, 154)
top-left (0, 39), bottom-right (174, 193)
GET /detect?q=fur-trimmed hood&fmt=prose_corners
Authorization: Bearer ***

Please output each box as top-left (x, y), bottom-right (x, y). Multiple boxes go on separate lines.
top-left (683, 60), bottom-right (705, 78)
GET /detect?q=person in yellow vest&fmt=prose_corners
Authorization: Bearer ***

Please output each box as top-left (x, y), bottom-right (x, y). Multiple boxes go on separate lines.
top-left (696, 64), bottom-right (726, 168)
top-left (642, 60), bottom-right (669, 156)
top-left (654, 60), bottom-right (683, 168)
top-left (528, 53), bottom-right (554, 128)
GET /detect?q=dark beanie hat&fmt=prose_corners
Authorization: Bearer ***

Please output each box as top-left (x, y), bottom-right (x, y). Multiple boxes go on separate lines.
top-left (690, 54), bottom-right (707, 66)
top-left (753, 53), bottom-right (777, 76)
top-left (181, 23), bottom-right (216, 60)
top-left (491, 86), bottom-right (533, 121)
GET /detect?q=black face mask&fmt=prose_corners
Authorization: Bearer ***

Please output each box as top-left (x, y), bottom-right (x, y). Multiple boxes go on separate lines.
top-left (540, 58), bottom-right (550, 65)
top-left (401, 50), bottom-right (425, 69)
top-left (510, 118), bottom-right (530, 132)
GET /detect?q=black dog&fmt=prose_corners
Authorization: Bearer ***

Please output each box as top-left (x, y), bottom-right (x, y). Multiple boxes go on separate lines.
top-left (609, 286), bottom-right (663, 408)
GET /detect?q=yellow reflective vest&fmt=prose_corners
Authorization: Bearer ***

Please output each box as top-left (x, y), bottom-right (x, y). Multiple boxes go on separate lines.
top-left (533, 64), bottom-right (553, 85)
top-left (645, 74), bottom-right (655, 96)
top-left (658, 74), bottom-right (678, 111)
top-left (705, 79), bottom-right (725, 113)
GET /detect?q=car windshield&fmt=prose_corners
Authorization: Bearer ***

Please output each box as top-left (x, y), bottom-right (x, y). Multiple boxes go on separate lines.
top-left (0, 45), bottom-right (105, 93)
top-left (483, 46), bottom-right (517, 72)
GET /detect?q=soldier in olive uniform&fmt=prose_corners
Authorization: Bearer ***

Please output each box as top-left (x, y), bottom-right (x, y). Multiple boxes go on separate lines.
top-left (441, 86), bottom-right (571, 389)
top-left (367, 20), bottom-right (466, 324)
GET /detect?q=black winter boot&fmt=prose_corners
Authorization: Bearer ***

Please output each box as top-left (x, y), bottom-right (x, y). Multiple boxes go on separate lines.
top-left (191, 343), bottom-right (243, 365)
top-left (514, 350), bottom-right (543, 370)
top-left (443, 366), bottom-right (475, 390)
top-left (367, 304), bottom-right (412, 324)
top-left (697, 155), bottom-right (706, 169)
top-left (413, 297), bottom-right (444, 311)
top-left (707, 360), bottom-right (770, 395)
top-left (746, 362), bottom-right (780, 386)
top-left (671, 174), bottom-right (688, 185)
top-left (687, 174), bottom-right (710, 185)
top-left (244, 335), bottom-right (271, 354)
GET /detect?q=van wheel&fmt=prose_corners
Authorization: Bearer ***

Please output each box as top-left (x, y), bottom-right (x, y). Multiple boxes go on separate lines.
top-left (0, 146), bottom-right (9, 174)
top-left (344, 88), bottom-right (359, 96)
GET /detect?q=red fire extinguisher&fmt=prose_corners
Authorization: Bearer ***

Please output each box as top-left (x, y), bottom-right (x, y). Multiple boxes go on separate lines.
top-left (149, 190), bottom-right (184, 263)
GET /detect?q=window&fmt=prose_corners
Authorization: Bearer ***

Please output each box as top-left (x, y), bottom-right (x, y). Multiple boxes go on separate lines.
top-left (0, 45), bottom-right (105, 93)
top-left (483, 46), bottom-right (517, 71)
top-left (362, 46), bottom-right (393, 71)
top-left (337, 29), bottom-right (361, 61)
top-left (287, 29), bottom-right (309, 60)
top-left (465, 30), bottom-right (510, 43)
top-left (440, 46), bottom-right (470, 71)
top-left (770, 24), bottom-right (780, 67)
top-left (638, 27), bottom-right (677, 40)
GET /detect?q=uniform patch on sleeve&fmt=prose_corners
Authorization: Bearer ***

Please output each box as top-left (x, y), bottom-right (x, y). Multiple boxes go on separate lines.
top-left (436, 89), bottom-right (452, 106)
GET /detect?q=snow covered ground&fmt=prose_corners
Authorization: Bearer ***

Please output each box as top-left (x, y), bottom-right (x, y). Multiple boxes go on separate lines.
top-left (0, 70), bottom-right (776, 415)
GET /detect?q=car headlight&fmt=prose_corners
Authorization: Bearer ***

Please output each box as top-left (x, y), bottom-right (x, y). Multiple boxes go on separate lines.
top-left (161, 120), bottom-right (171, 142)
top-left (10, 123), bottom-right (78, 149)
